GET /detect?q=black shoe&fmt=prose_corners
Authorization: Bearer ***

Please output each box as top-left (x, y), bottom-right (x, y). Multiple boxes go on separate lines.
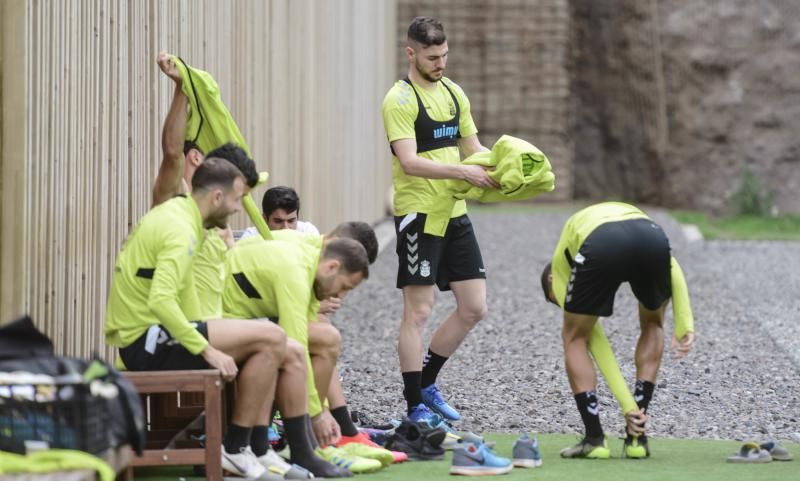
top-left (413, 421), bottom-right (447, 448)
top-left (384, 421), bottom-right (445, 460)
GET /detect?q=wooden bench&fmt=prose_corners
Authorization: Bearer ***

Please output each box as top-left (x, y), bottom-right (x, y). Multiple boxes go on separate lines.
top-left (121, 370), bottom-right (225, 481)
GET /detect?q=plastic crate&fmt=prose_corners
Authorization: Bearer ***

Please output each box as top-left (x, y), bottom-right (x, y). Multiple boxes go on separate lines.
top-left (0, 381), bottom-right (110, 454)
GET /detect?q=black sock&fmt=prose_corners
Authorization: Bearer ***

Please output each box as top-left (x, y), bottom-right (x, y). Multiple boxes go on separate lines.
top-left (633, 379), bottom-right (655, 435)
top-left (285, 414), bottom-right (351, 478)
top-left (305, 415), bottom-right (320, 449)
top-left (421, 349), bottom-right (448, 388)
top-left (223, 423), bottom-right (252, 454)
top-left (331, 406), bottom-right (359, 437)
top-left (250, 425), bottom-right (269, 457)
top-left (574, 390), bottom-right (603, 440)
top-left (285, 415), bottom-right (316, 461)
top-left (402, 371), bottom-right (423, 412)
top-left (634, 379), bottom-right (655, 412)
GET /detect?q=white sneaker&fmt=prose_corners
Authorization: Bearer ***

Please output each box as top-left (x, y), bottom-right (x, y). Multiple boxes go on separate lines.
top-left (258, 449), bottom-right (315, 479)
top-left (222, 445), bottom-right (267, 478)
top-left (258, 449), bottom-right (292, 474)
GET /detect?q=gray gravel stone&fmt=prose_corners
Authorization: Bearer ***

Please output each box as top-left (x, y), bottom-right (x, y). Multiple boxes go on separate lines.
top-left (331, 205), bottom-right (800, 444)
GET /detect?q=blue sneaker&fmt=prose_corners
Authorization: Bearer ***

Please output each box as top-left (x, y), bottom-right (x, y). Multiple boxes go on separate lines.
top-left (512, 433), bottom-right (542, 468)
top-left (421, 384), bottom-right (461, 421)
top-left (407, 403), bottom-right (445, 429)
top-left (450, 442), bottom-right (513, 476)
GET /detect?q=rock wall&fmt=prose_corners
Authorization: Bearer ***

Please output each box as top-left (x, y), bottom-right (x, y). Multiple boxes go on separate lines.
top-left (573, 0), bottom-right (800, 214)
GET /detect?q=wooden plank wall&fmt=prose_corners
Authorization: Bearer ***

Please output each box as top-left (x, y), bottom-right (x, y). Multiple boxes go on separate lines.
top-left (396, 0), bottom-right (573, 200)
top-left (0, 0), bottom-right (396, 358)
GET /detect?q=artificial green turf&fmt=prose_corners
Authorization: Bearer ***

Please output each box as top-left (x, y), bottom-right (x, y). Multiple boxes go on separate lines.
top-left (132, 433), bottom-right (797, 481)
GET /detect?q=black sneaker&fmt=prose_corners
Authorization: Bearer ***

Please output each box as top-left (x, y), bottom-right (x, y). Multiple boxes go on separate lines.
top-left (384, 421), bottom-right (445, 460)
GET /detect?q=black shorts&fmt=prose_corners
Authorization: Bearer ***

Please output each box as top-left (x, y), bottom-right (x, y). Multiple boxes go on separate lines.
top-left (119, 322), bottom-right (210, 371)
top-left (564, 218), bottom-right (672, 317)
top-left (395, 213), bottom-right (486, 291)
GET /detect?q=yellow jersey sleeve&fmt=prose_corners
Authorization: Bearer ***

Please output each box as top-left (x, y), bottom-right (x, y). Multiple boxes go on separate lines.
top-left (148, 224), bottom-right (209, 355)
top-left (670, 257), bottom-right (694, 340)
top-left (382, 81), bottom-right (418, 144)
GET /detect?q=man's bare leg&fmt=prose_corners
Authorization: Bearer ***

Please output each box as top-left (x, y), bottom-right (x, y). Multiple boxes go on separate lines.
top-left (561, 312), bottom-right (607, 450)
top-left (307, 322), bottom-right (342, 447)
top-left (635, 302), bottom-right (666, 383)
top-left (205, 319), bottom-right (285, 476)
top-left (308, 322), bottom-right (341, 405)
top-left (428, 279), bottom-right (487, 357)
top-left (398, 285), bottom-right (435, 413)
top-left (207, 319), bottom-right (286, 426)
top-left (627, 301), bottom-right (667, 448)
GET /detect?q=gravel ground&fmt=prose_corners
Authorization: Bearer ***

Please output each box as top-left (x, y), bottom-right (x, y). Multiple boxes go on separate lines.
top-left (332, 205), bottom-right (800, 445)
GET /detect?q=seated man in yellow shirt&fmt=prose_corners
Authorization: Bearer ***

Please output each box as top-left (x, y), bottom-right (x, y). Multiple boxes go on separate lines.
top-left (225, 234), bottom-right (387, 474)
top-left (541, 202), bottom-right (696, 459)
top-left (106, 158), bottom-right (284, 479)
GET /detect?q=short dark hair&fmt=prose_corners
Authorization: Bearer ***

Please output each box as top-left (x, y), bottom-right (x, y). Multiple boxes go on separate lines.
top-left (183, 141), bottom-right (204, 155)
top-left (541, 262), bottom-right (556, 305)
top-left (191, 157), bottom-right (244, 193)
top-left (330, 221), bottom-right (379, 264)
top-left (322, 238), bottom-right (369, 279)
top-left (205, 143), bottom-right (259, 188)
top-left (262, 186), bottom-right (300, 217)
top-left (408, 16), bottom-right (446, 47)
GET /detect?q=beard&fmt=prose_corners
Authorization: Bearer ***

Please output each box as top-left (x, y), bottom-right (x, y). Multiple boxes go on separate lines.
top-left (312, 277), bottom-right (327, 301)
top-left (204, 209), bottom-right (230, 230)
top-left (415, 61), bottom-right (443, 83)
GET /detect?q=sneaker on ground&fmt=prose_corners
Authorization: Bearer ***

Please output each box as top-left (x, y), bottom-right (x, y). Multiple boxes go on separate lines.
top-left (421, 384), bottom-right (461, 421)
top-left (221, 445), bottom-right (268, 479)
top-left (442, 431), bottom-right (463, 450)
top-left (406, 404), bottom-right (448, 447)
top-left (359, 427), bottom-right (394, 446)
top-left (316, 446), bottom-right (384, 474)
top-left (336, 433), bottom-right (394, 467)
top-left (512, 433), bottom-right (542, 468)
top-left (339, 429), bottom-right (408, 463)
top-left (384, 421), bottom-right (446, 461)
top-left (258, 449), bottom-right (314, 479)
top-left (459, 432), bottom-right (496, 450)
top-left (560, 436), bottom-right (611, 459)
top-left (623, 434), bottom-right (650, 459)
top-left (449, 442), bottom-right (513, 476)
top-left (760, 440), bottom-right (793, 461)
top-left (407, 403), bottom-right (444, 429)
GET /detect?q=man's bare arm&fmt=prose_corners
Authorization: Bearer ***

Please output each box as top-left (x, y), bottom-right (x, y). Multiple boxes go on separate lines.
top-left (392, 138), bottom-right (498, 188)
top-left (457, 133), bottom-right (489, 158)
top-left (152, 52), bottom-right (188, 206)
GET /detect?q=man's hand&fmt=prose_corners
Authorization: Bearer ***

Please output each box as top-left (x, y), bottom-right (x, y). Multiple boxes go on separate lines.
top-left (217, 225), bottom-right (235, 249)
top-left (318, 297), bottom-right (341, 316)
top-left (201, 345), bottom-right (238, 382)
top-left (157, 51), bottom-right (182, 85)
top-left (461, 164), bottom-right (500, 189)
top-left (671, 332), bottom-right (695, 359)
top-left (311, 410), bottom-right (341, 447)
top-left (625, 409), bottom-right (647, 435)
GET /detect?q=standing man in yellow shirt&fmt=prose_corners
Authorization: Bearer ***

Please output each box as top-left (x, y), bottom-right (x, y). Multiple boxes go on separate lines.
top-left (382, 16), bottom-right (499, 426)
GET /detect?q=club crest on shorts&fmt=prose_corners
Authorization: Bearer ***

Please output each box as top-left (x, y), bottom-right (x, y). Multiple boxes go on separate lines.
top-left (420, 260), bottom-right (431, 278)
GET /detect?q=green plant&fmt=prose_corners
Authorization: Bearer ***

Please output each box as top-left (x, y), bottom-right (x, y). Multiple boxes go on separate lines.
top-left (733, 167), bottom-right (773, 216)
